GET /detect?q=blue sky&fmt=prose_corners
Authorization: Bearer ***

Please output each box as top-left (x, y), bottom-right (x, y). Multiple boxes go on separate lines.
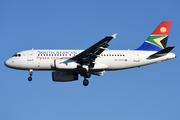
top-left (1, 0), bottom-right (180, 120)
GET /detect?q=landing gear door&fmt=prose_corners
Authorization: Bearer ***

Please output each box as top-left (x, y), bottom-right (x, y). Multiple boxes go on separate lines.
top-left (27, 49), bottom-right (33, 61)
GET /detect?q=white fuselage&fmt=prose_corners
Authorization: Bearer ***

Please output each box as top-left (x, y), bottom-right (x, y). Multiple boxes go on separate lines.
top-left (5, 49), bottom-right (176, 72)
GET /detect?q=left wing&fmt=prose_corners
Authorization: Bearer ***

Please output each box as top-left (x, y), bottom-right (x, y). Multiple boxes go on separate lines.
top-left (71, 33), bottom-right (117, 65)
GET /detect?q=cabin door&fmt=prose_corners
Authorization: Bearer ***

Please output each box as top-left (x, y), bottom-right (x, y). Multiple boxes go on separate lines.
top-left (27, 49), bottom-right (34, 61)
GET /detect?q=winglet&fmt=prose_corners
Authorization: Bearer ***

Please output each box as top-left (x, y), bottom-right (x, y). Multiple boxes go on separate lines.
top-left (112, 33), bottom-right (117, 39)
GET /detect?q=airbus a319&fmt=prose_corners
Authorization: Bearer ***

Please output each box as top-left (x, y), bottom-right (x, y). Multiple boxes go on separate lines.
top-left (5, 21), bottom-right (176, 86)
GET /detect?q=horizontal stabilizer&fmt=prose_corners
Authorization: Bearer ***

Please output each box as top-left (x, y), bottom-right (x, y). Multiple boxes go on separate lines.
top-left (149, 46), bottom-right (175, 57)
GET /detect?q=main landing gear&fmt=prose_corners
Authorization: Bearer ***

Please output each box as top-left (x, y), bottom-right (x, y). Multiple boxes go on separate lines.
top-left (28, 69), bottom-right (33, 81)
top-left (81, 72), bottom-right (91, 86)
top-left (83, 79), bottom-right (89, 86)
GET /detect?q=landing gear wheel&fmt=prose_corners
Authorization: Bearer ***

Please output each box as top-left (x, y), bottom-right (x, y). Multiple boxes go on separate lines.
top-left (28, 69), bottom-right (33, 82)
top-left (28, 77), bottom-right (32, 81)
top-left (83, 79), bottom-right (89, 86)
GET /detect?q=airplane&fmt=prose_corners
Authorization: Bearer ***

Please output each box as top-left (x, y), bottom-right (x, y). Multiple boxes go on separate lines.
top-left (4, 21), bottom-right (176, 86)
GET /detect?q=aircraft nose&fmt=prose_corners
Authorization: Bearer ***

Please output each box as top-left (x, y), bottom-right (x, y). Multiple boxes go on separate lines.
top-left (4, 58), bottom-right (13, 68)
top-left (4, 58), bottom-right (21, 69)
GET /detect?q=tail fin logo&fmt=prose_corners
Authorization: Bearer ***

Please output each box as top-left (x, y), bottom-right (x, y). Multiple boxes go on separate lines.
top-left (137, 21), bottom-right (172, 51)
top-left (160, 27), bottom-right (166, 33)
top-left (153, 36), bottom-right (167, 49)
top-left (146, 35), bottom-right (168, 49)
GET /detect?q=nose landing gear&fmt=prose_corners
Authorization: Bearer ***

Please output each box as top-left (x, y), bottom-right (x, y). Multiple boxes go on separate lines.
top-left (28, 69), bottom-right (33, 81)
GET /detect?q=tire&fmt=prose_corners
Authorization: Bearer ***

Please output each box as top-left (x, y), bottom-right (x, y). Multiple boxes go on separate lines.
top-left (83, 79), bottom-right (89, 86)
top-left (28, 77), bottom-right (32, 81)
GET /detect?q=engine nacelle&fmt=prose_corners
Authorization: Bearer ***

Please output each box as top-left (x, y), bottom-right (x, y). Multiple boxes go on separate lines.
top-left (52, 71), bottom-right (78, 82)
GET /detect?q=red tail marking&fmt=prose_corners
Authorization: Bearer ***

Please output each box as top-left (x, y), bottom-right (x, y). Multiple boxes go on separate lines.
top-left (151, 21), bottom-right (172, 35)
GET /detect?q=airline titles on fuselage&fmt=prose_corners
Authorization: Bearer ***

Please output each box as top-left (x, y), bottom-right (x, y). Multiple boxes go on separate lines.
top-left (38, 51), bottom-right (78, 55)
top-left (37, 51), bottom-right (78, 60)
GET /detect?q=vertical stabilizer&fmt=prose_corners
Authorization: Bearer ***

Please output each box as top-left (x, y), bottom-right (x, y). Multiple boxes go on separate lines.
top-left (137, 21), bottom-right (172, 51)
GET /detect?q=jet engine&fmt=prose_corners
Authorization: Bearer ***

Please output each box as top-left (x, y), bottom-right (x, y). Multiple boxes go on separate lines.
top-left (52, 71), bottom-right (78, 82)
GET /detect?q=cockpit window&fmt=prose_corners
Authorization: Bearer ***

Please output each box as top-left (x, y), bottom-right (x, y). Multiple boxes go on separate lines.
top-left (13, 54), bottom-right (17, 57)
top-left (13, 54), bottom-right (21, 57)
